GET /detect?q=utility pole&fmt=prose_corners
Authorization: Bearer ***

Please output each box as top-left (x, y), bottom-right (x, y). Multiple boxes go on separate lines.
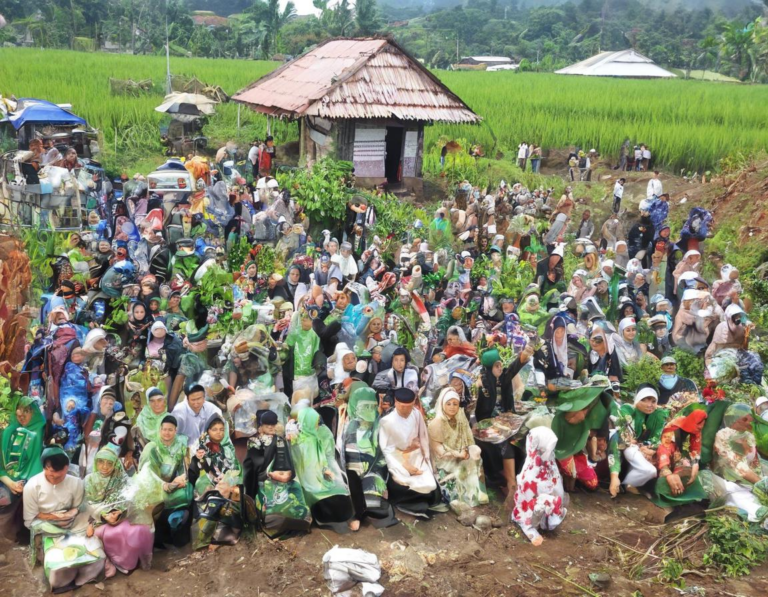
top-left (456, 31), bottom-right (459, 63)
top-left (165, 13), bottom-right (172, 95)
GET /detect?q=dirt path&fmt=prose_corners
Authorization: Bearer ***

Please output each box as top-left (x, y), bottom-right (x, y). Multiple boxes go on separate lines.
top-left (4, 489), bottom-right (767, 597)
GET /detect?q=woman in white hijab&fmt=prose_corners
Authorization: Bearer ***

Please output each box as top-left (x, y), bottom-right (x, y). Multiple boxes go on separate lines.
top-left (428, 388), bottom-right (488, 508)
top-left (81, 327), bottom-right (108, 376)
top-left (613, 317), bottom-right (650, 367)
top-left (567, 269), bottom-right (594, 305)
top-left (328, 343), bottom-right (357, 386)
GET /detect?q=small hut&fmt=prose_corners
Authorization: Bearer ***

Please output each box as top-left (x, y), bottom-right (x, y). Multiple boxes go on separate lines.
top-left (232, 37), bottom-right (481, 192)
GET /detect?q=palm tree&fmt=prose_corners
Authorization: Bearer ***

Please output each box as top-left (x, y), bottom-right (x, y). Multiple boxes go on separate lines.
top-left (266, 0), bottom-right (295, 56)
top-left (720, 20), bottom-right (755, 81)
top-left (696, 35), bottom-right (719, 78)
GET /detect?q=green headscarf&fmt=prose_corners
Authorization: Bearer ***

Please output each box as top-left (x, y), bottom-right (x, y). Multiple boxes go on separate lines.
top-left (724, 403), bottom-right (752, 428)
top-left (85, 445), bottom-right (128, 512)
top-left (349, 386), bottom-right (378, 421)
top-left (551, 387), bottom-right (609, 460)
top-left (481, 348), bottom-right (501, 368)
top-left (0, 396), bottom-right (45, 481)
top-left (135, 387), bottom-right (168, 445)
top-left (292, 408), bottom-right (348, 506)
top-left (195, 414), bottom-right (242, 490)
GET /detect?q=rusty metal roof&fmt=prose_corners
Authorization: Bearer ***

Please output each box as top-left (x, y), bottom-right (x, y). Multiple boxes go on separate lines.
top-left (232, 38), bottom-right (481, 124)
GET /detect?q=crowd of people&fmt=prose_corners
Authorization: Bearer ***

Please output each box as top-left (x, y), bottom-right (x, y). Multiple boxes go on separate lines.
top-left (2, 138), bottom-right (768, 593)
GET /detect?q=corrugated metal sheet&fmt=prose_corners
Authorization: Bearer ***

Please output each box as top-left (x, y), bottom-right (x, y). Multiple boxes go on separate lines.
top-left (555, 50), bottom-right (676, 79)
top-left (233, 38), bottom-right (481, 124)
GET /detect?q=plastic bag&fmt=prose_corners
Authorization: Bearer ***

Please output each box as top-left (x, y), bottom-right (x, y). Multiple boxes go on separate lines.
top-left (232, 391), bottom-right (291, 436)
top-left (323, 546), bottom-right (384, 597)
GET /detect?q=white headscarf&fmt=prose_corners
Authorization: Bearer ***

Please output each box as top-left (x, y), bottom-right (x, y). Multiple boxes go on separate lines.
top-left (331, 343), bottom-right (354, 385)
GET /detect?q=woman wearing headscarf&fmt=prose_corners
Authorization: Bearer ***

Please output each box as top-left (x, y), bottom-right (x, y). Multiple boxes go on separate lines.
top-left (134, 387), bottom-right (168, 454)
top-left (337, 386), bottom-right (397, 529)
top-left (711, 264), bottom-right (742, 307)
top-left (610, 385), bottom-right (669, 495)
top-left (568, 269), bottom-right (595, 304)
top-left (705, 304), bottom-right (752, 366)
top-left (137, 415), bottom-right (192, 547)
top-left (540, 316), bottom-right (585, 382)
top-left (0, 396), bottom-right (45, 539)
top-left (146, 320), bottom-right (184, 388)
top-left (713, 404), bottom-right (763, 486)
top-left (672, 249), bottom-right (701, 294)
top-left (551, 386), bottom-right (611, 492)
top-left (613, 318), bottom-right (649, 368)
top-left (587, 324), bottom-right (623, 382)
top-left (512, 427), bottom-right (567, 546)
top-left (188, 415), bottom-right (245, 550)
top-left (428, 388), bottom-right (489, 508)
top-left (23, 446), bottom-right (106, 592)
top-left (443, 325), bottom-right (476, 359)
top-left (84, 445), bottom-right (154, 576)
top-left (124, 301), bottom-right (153, 367)
top-left (476, 346), bottom-right (533, 421)
top-left (535, 248), bottom-right (566, 308)
top-left (652, 409), bottom-right (708, 509)
top-left (243, 410), bottom-right (312, 538)
top-left (285, 264), bottom-right (309, 309)
top-left (291, 407), bottom-right (354, 530)
top-left (695, 404), bottom-right (768, 523)
top-left (81, 327), bottom-right (108, 378)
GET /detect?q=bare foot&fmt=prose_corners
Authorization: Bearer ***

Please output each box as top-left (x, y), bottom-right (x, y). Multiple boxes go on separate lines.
top-left (348, 519), bottom-right (361, 532)
top-left (531, 536), bottom-right (544, 547)
top-left (504, 488), bottom-right (517, 513)
top-left (208, 544), bottom-right (220, 552)
top-left (625, 485), bottom-right (641, 495)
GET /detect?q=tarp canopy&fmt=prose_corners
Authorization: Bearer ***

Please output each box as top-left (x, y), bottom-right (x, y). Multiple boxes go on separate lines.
top-left (1, 98), bottom-right (87, 130)
top-left (155, 92), bottom-right (217, 122)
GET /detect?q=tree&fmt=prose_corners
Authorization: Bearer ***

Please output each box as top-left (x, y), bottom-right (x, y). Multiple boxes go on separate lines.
top-left (720, 20), bottom-right (755, 80)
top-left (355, 0), bottom-right (381, 36)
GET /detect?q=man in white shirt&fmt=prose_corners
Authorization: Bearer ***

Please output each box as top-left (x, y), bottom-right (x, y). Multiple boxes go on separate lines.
top-left (378, 388), bottom-right (444, 518)
top-left (647, 171), bottom-right (663, 199)
top-left (517, 142), bottom-right (528, 171)
top-left (170, 384), bottom-right (223, 449)
top-left (642, 146), bottom-right (652, 171)
top-left (613, 178), bottom-right (625, 213)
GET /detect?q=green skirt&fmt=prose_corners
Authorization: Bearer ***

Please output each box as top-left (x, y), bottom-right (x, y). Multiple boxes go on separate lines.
top-left (652, 473), bottom-right (708, 508)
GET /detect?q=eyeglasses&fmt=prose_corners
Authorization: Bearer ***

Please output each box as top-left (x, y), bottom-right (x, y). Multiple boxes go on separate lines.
top-left (590, 336), bottom-right (604, 343)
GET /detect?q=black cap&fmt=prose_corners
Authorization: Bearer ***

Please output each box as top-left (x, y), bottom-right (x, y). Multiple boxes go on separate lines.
top-left (257, 410), bottom-right (278, 426)
top-left (393, 388), bottom-right (416, 404)
top-left (161, 414), bottom-right (178, 427)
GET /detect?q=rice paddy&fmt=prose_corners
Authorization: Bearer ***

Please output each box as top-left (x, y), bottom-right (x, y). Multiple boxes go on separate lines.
top-left (2, 48), bottom-right (767, 173)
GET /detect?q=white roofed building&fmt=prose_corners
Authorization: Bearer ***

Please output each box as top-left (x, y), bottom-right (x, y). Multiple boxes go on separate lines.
top-left (555, 50), bottom-right (676, 79)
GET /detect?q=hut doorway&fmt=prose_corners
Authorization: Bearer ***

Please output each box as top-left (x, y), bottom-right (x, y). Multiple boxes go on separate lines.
top-left (385, 126), bottom-right (403, 183)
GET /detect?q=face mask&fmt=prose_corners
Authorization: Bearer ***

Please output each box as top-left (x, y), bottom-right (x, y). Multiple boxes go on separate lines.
top-left (762, 411), bottom-right (768, 423)
top-left (659, 374), bottom-right (678, 389)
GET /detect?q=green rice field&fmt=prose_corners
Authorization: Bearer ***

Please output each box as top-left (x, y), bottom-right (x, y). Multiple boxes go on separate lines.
top-left (2, 48), bottom-right (767, 173)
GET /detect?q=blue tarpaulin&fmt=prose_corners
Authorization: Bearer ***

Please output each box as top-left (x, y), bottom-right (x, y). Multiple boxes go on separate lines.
top-left (1, 98), bottom-right (86, 130)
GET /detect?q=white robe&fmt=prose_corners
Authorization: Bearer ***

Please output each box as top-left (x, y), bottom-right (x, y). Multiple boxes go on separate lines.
top-left (379, 409), bottom-right (436, 494)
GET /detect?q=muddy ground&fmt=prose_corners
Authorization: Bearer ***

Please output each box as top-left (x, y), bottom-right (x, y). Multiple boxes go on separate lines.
top-left (3, 487), bottom-right (768, 597)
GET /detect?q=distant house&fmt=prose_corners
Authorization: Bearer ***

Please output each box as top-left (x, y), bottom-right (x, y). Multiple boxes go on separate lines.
top-left (233, 37), bottom-right (481, 192)
top-left (101, 40), bottom-right (122, 53)
top-left (455, 56), bottom-right (516, 70)
top-left (556, 50), bottom-right (676, 79)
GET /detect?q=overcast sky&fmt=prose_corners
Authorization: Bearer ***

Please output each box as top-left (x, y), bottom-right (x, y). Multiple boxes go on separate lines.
top-left (286, 0), bottom-right (322, 16)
